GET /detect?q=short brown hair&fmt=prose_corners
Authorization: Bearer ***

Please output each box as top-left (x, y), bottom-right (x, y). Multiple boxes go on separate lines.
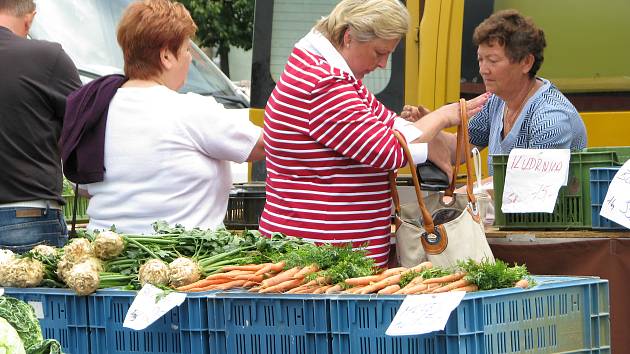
top-left (0, 0), bottom-right (35, 16)
top-left (473, 9), bottom-right (546, 78)
top-left (117, 0), bottom-right (197, 80)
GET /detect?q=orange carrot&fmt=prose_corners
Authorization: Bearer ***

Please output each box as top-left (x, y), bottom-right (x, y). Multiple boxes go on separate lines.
top-left (325, 284), bottom-right (343, 294)
top-left (293, 264), bottom-right (319, 279)
top-left (260, 267), bottom-right (300, 288)
top-left (409, 262), bottom-right (433, 272)
top-left (221, 264), bottom-right (265, 272)
top-left (187, 279), bottom-right (247, 292)
top-left (176, 278), bottom-right (230, 291)
top-left (422, 272), bottom-right (466, 284)
top-left (451, 284), bottom-right (478, 292)
top-left (205, 270), bottom-right (253, 280)
top-left (399, 275), bottom-right (424, 292)
top-left (344, 286), bottom-right (366, 294)
top-left (312, 285), bottom-right (333, 294)
top-left (431, 278), bottom-right (472, 293)
top-left (381, 267), bottom-right (408, 277)
top-left (359, 274), bottom-right (403, 294)
top-left (514, 279), bottom-right (529, 289)
top-left (401, 283), bottom-right (428, 294)
top-left (242, 281), bottom-right (259, 288)
top-left (377, 284), bottom-right (400, 295)
top-left (255, 261), bottom-right (286, 276)
top-left (213, 279), bottom-right (248, 290)
top-left (294, 286), bottom-right (319, 294)
top-left (345, 275), bottom-right (382, 287)
top-left (259, 278), bottom-right (303, 293)
top-left (420, 283), bottom-right (440, 294)
top-left (231, 274), bottom-right (264, 282)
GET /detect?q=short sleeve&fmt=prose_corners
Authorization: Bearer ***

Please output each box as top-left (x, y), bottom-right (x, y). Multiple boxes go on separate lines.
top-left (528, 107), bottom-right (573, 149)
top-left (178, 94), bottom-right (261, 163)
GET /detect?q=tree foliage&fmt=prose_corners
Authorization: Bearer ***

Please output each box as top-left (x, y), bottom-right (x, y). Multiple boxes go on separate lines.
top-left (178, 0), bottom-right (254, 76)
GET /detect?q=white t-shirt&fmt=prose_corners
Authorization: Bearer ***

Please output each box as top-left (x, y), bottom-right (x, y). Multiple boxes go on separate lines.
top-left (86, 85), bottom-right (260, 234)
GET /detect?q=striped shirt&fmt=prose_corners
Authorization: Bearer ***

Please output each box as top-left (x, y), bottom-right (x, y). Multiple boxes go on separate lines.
top-left (259, 32), bottom-right (423, 266)
top-left (469, 78), bottom-right (587, 175)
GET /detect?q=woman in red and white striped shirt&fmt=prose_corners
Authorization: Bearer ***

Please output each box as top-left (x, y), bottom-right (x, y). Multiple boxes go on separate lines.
top-left (259, 0), bottom-right (489, 267)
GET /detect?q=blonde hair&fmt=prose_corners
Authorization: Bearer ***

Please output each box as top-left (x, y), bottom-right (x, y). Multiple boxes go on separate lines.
top-left (315, 0), bottom-right (409, 47)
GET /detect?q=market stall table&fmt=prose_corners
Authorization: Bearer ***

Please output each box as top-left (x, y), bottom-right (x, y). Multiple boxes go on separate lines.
top-left (486, 227), bottom-right (629, 352)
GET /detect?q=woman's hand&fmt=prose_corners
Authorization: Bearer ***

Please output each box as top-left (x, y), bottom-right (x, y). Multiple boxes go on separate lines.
top-left (400, 104), bottom-right (431, 122)
top-left (433, 92), bottom-right (491, 127)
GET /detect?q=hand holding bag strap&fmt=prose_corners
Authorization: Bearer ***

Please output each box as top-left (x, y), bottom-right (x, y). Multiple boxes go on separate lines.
top-left (459, 99), bottom-right (477, 205)
top-left (390, 99), bottom-right (476, 233)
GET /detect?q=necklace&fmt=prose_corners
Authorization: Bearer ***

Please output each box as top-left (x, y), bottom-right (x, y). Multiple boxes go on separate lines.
top-left (502, 79), bottom-right (537, 138)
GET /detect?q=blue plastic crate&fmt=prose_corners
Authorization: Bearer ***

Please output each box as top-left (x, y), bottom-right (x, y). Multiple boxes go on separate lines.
top-left (209, 292), bottom-right (330, 354)
top-left (2, 287), bottom-right (90, 354)
top-left (87, 289), bottom-right (216, 354)
top-left (590, 167), bottom-right (627, 230)
top-left (329, 276), bottom-right (610, 354)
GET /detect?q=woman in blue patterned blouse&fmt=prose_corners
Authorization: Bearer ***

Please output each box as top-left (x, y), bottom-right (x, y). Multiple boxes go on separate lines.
top-left (403, 9), bottom-right (587, 175)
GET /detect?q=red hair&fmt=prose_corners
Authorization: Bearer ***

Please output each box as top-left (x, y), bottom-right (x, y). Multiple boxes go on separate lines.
top-left (117, 0), bottom-right (197, 80)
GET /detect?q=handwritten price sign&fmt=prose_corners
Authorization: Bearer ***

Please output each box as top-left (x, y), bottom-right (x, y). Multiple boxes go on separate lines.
top-left (386, 292), bottom-right (465, 336)
top-left (600, 160), bottom-right (630, 229)
top-left (501, 149), bottom-right (570, 213)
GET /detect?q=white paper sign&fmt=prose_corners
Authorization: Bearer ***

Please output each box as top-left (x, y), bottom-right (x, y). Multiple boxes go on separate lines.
top-left (0, 288), bottom-right (4, 296)
top-left (501, 149), bottom-right (570, 213)
top-left (385, 292), bottom-right (466, 336)
top-left (123, 284), bottom-right (187, 331)
top-left (599, 160), bottom-right (630, 229)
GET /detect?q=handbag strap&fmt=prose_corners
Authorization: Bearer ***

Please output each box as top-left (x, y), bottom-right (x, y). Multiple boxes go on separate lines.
top-left (389, 98), bottom-right (476, 234)
top-left (445, 102), bottom-right (476, 202)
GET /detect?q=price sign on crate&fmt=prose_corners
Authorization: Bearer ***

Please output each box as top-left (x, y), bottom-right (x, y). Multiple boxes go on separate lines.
top-left (501, 149), bottom-right (570, 213)
top-left (123, 284), bottom-right (186, 331)
top-left (600, 160), bottom-right (630, 229)
top-left (386, 292), bottom-right (465, 336)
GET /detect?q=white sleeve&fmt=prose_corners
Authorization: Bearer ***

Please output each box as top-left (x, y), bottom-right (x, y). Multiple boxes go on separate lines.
top-left (179, 95), bottom-right (261, 163)
top-left (393, 117), bottom-right (428, 164)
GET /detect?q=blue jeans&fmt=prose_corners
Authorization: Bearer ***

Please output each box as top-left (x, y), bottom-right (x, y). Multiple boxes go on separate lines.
top-left (0, 206), bottom-right (68, 253)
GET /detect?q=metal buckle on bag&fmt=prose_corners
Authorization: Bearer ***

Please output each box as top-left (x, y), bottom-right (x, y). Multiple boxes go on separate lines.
top-left (421, 228), bottom-right (442, 245)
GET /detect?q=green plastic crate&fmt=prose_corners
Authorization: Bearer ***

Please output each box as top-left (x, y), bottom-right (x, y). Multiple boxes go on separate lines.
top-left (492, 151), bottom-right (618, 229)
top-left (583, 146), bottom-right (630, 163)
top-left (62, 195), bottom-right (89, 223)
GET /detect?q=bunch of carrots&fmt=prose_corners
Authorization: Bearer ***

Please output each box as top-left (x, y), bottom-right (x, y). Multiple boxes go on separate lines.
top-left (176, 260), bottom-right (531, 294)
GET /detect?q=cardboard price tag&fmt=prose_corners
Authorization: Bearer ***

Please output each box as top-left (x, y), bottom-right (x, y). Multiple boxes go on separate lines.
top-left (123, 284), bottom-right (186, 331)
top-left (386, 292), bottom-right (465, 336)
top-left (502, 149), bottom-right (570, 213)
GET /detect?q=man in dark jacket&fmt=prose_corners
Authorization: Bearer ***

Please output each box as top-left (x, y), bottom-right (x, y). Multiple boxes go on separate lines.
top-left (0, 0), bottom-right (81, 252)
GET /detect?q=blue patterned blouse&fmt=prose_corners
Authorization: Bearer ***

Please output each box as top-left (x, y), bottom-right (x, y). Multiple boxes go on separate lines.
top-left (468, 78), bottom-right (587, 174)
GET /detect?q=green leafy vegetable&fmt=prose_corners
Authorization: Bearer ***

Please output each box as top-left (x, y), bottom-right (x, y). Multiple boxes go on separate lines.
top-left (458, 259), bottom-right (530, 290)
top-left (0, 317), bottom-right (25, 354)
top-left (398, 271), bottom-right (422, 288)
top-left (0, 296), bottom-right (63, 354)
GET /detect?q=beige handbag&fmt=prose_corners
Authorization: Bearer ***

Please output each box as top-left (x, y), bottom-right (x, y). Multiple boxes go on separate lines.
top-left (391, 99), bottom-right (495, 268)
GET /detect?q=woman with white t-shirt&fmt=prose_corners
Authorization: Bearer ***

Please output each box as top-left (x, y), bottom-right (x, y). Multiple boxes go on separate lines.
top-left (67, 0), bottom-right (264, 234)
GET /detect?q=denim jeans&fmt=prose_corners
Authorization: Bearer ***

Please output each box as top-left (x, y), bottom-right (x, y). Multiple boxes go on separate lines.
top-left (0, 206), bottom-right (68, 253)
